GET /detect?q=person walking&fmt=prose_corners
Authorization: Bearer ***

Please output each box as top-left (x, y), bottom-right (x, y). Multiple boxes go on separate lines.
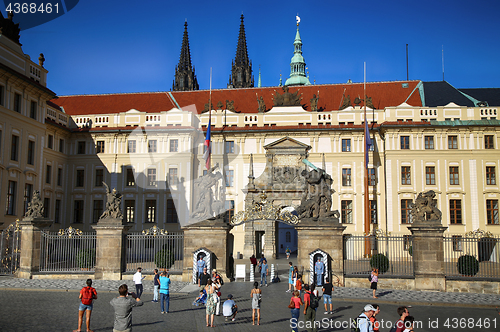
top-left (370, 267), bottom-right (379, 299)
top-left (394, 306), bottom-right (410, 332)
top-left (260, 259), bottom-right (268, 287)
top-left (286, 246), bottom-right (291, 259)
top-left (73, 278), bottom-right (97, 332)
top-left (159, 271), bottom-right (171, 314)
top-left (133, 267), bottom-right (145, 299)
top-left (250, 281), bottom-right (262, 325)
top-left (212, 272), bottom-right (222, 316)
top-left (357, 304), bottom-right (376, 332)
top-left (152, 269), bottom-right (160, 303)
top-left (205, 279), bottom-right (216, 327)
top-left (369, 304), bottom-right (381, 332)
top-left (304, 284), bottom-right (317, 332)
top-left (250, 255), bottom-right (257, 275)
top-left (292, 266), bottom-right (299, 292)
top-left (322, 277), bottom-right (334, 314)
top-left (289, 290), bottom-right (303, 332)
top-left (109, 284), bottom-right (143, 332)
top-left (287, 261), bottom-right (294, 293)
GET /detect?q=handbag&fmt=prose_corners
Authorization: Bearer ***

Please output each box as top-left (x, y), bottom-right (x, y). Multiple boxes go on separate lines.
top-left (288, 298), bottom-right (295, 309)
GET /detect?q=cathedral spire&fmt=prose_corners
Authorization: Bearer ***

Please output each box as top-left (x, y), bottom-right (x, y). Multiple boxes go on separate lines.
top-left (285, 16), bottom-right (310, 86)
top-left (173, 21), bottom-right (199, 91)
top-left (228, 14), bottom-right (254, 89)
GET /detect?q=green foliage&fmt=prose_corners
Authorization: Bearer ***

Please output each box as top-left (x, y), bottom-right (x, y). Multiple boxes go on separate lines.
top-left (370, 253), bottom-right (389, 273)
top-left (457, 254), bottom-right (479, 276)
top-left (76, 249), bottom-right (96, 269)
top-left (154, 249), bottom-right (175, 269)
top-left (408, 246), bottom-right (413, 257)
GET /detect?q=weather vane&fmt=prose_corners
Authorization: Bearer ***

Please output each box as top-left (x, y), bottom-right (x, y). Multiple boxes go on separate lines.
top-left (296, 15), bottom-right (300, 26)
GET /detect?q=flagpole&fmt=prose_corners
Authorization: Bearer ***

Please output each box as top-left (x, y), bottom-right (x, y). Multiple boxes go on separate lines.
top-left (208, 67), bottom-right (212, 170)
top-left (364, 62), bottom-right (371, 257)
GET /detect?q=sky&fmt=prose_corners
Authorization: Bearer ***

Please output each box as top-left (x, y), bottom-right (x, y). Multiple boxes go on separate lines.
top-left (4, 0), bottom-right (500, 96)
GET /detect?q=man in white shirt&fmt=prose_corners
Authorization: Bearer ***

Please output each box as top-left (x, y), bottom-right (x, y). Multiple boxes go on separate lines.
top-left (222, 294), bottom-right (238, 322)
top-left (357, 304), bottom-right (376, 332)
top-left (133, 267), bottom-right (145, 299)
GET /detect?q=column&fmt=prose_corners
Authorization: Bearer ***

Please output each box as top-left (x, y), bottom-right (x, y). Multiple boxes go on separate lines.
top-left (17, 218), bottom-right (52, 279)
top-left (92, 221), bottom-right (130, 280)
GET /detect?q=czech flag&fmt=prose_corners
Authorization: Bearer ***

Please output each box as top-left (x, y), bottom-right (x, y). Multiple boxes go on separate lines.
top-left (203, 119), bottom-right (211, 170)
top-left (364, 119), bottom-right (372, 168)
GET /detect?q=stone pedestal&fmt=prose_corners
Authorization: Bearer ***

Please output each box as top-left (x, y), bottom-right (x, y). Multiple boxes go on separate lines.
top-left (182, 218), bottom-right (232, 283)
top-left (17, 217), bottom-right (52, 279)
top-left (92, 218), bottom-right (130, 280)
top-left (408, 224), bottom-right (447, 292)
top-left (295, 217), bottom-right (345, 286)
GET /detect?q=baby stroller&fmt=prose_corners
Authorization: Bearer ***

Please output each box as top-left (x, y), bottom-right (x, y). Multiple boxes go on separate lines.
top-left (192, 289), bottom-right (207, 306)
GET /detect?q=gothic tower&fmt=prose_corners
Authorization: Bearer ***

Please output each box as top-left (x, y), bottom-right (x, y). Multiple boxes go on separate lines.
top-left (228, 14), bottom-right (254, 89)
top-left (172, 21), bottom-right (199, 91)
top-left (285, 17), bottom-right (310, 86)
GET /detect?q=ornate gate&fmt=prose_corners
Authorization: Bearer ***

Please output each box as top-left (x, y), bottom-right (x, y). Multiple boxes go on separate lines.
top-left (0, 221), bottom-right (21, 275)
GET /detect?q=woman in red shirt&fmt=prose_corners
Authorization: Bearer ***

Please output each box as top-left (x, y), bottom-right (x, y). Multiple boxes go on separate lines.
top-left (289, 290), bottom-right (303, 332)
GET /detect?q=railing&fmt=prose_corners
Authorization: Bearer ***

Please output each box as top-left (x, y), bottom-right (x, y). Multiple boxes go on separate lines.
top-left (344, 234), bottom-right (414, 278)
top-left (40, 228), bottom-right (96, 272)
top-left (444, 234), bottom-right (500, 279)
top-left (0, 222), bottom-right (21, 275)
top-left (126, 231), bottom-right (184, 273)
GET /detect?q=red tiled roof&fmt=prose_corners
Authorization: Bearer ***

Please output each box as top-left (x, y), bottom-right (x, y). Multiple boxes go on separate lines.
top-left (51, 80), bottom-right (422, 116)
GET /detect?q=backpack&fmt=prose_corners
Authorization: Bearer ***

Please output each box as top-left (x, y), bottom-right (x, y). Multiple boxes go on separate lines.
top-left (81, 286), bottom-right (95, 305)
top-left (219, 275), bottom-right (224, 285)
top-left (308, 291), bottom-right (320, 309)
top-left (350, 315), bottom-right (368, 332)
top-left (368, 274), bottom-right (372, 282)
top-left (272, 276), bottom-right (280, 283)
top-left (389, 320), bottom-right (401, 332)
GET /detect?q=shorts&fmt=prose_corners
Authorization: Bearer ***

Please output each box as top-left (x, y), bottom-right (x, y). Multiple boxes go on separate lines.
top-left (370, 282), bottom-right (378, 290)
top-left (79, 303), bottom-right (93, 311)
top-left (323, 294), bottom-right (332, 304)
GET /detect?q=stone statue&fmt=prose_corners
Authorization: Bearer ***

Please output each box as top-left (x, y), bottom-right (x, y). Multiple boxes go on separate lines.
top-left (24, 191), bottom-right (44, 219)
top-left (226, 100), bottom-right (238, 113)
top-left (203, 102), bottom-right (213, 114)
top-left (296, 168), bottom-right (336, 219)
top-left (38, 53), bottom-right (45, 67)
top-left (354, 96), bottom-right (363, 106)
top-left (190, 163), bottom-right (224, 221)
top-left (310, 94), bottom-right (319, 112)
top-left (340, 95), bottom-right (351, 110)
top-left (366, 96), bottom-right (374, 109)
top-left (410, 190), bottom-right (442, 224)
top-left (100, 182), bottom-right (123, 220)
top-left (257, 96), bottom-right (266, 113)
top-left (0, 12), bottom-right (21, 44)
top-left (216, 101), bottom-right (224, 110)
top-left (273, 86), bottom-right (303, 107)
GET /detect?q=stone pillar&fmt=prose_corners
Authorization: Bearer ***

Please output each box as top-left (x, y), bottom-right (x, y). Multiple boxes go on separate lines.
top-left (92, 219), bottom-right (130, 280)
top-left (295, 218), bottom-right (345, 286)
top-left (17, 218), bottom-right (52, 279)
top-left (182, 218), bottom-right (232, 283)
top-left (408, 225), bottom-right (447, 291)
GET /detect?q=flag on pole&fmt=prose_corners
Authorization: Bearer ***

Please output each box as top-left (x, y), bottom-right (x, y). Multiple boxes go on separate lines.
top-left (203, 119), bottom-right (211, 170)
top-left (364, 119), bottom-right (372, 168)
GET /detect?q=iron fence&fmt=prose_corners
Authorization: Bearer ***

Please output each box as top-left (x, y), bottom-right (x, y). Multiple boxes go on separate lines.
top-left (344, 234), bottom-right (414, 278)
top-left (40, 228), bottom-right (97, 272)
top-left (444, 234), bottom-right (500, 279)
top-left (0, 221), bottom-right (21, 275)
top-left (126, 232), bottom-right (184, 273)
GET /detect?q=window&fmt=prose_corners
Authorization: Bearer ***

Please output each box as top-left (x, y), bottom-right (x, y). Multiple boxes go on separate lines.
top-left (452, 235), bottom-right (463, 251)
top-left (225, 170), bottom-right (234, 187)
top-left (27, 140), bottom-right (35, 165)
top-left (43, 198), bottom-right (50, 218)
top-left (486, 166), bottom-right (496, 185)
top-left (74, 200), bottom-right (84, 223)
top-left (341, 139), bottom-right (351, 152)
top-left (6, 181), bottom-right (17, 215)
top-left (166, 199), bottom-right (178, 223)
top-left (370, 200), bottom-right (377, 224)
top-left (30, 101), bottom-right (37, 120)
top-left (95, 169), bottom-right (104, 187)
top-left (286, 231), bottom-right (291, 243)
top-left (57, 168), bottom-right (63, 186)
top-left (125, 200), bottom-right (135, 223)
top-left (448, 136), bottom-right (458, 149)
top-left (401, 166), bottom-right (411, 185)
top-left (45, 165), bottom-right (51, 184)
top-left (170, 139), bottom-right (179, 152)
top-left (59, 139), bottom-right (64, 153)
top-left (93, 200), bottom-right (103, 223)
top-left (426, 166), bottom-right (435, 185)
top-left (147, 168), bottom-right (156, 186)
top-left (24, 183), bottom-right (33, 214)
top-left (54, 199), bottom-right (61, 223)
top-left (14, 93), bottom-right (21, 113)
top-left (369, 168), bottom-right (376, 186)
top-left (449, 199), bottom-right (462, 224)
top-left (424, 136), bottom-right (434, 149)
top-left (145, 200), bottom-right (156, 223)
top-left (224, 200), bottom-right (234, 224)
top-left (0, 85), bottom-right (4, 105)
top-left (76, 169), bottom-right (85, 187)
top-left (485, 135), bottom-right (494, 149)
top-left (148, 140), bottom-right (157, 153)
top-left (77, 141), bottom-right (86, 154)
top-left (168, 168), bottom-right (178, 186)
top-left (127, 140), bottom-right (136, 153)
top-left (341, 200), bottom-right (353, 224)
top-left (400, 136), bottom-right (410, 149)
top-left (401, 199), bottom-right (412, 224)
top-left (225, 141), bottom-right (235, 154)
top-left (126, 168), bottom-right (135, 186)
top-left (11, 135), bottom-right (19, 161)
top-left (96, 141), bottom-right (105, 153)
top-left (342, 168), bottom-right (351, 186)
top-left (48, 135), bottom-right (53, 149)
top-left (449, 166), bottom-right (459, 185)
top-left (486, 199), bottom-right (499, 225)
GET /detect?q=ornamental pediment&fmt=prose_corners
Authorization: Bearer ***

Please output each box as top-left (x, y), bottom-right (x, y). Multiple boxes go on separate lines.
top-left (264, 136), bottom-right (311, 151)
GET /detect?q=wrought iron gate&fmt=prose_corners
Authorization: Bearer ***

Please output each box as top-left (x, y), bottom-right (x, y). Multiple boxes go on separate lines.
top-left (0, 221), bottom-right (21, 275)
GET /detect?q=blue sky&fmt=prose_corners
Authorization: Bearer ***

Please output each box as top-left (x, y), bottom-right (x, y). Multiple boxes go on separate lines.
top-left (5, 0), bottom-right (499, 96)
